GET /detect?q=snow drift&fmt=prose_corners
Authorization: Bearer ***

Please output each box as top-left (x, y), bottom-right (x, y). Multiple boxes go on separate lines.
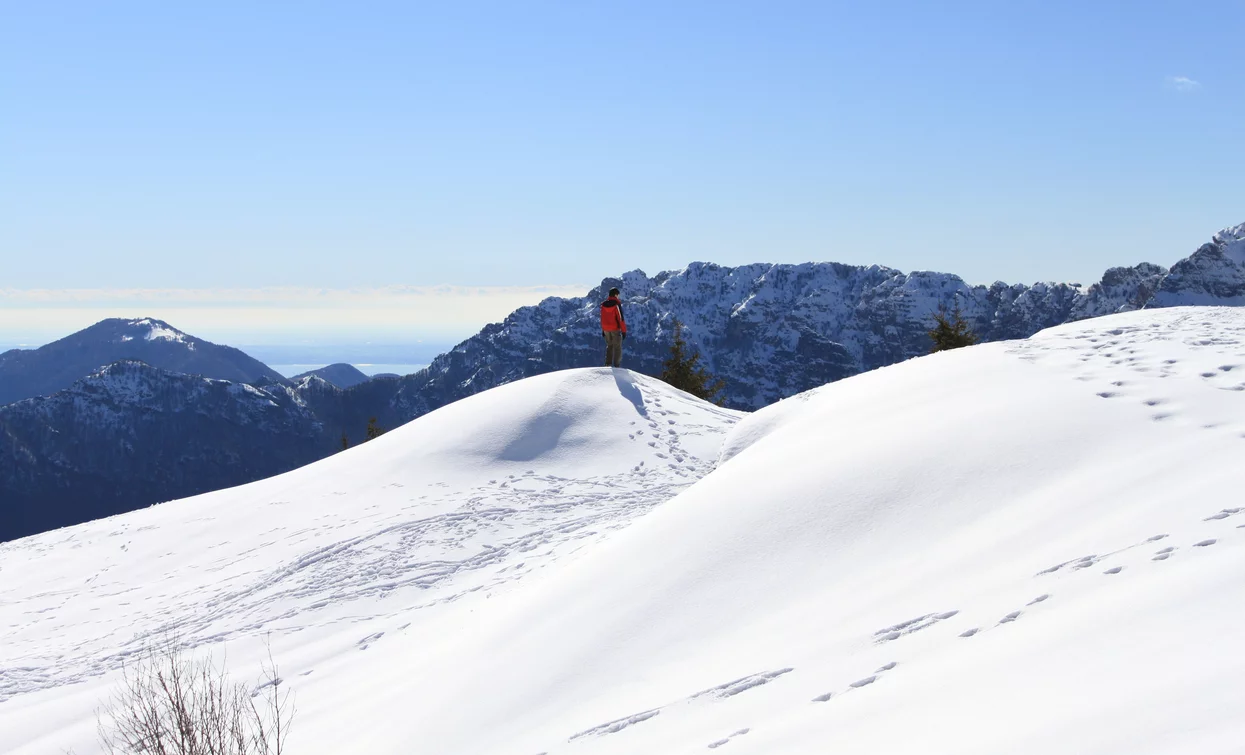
top-left (4, 308), bottom-right (1245, 754)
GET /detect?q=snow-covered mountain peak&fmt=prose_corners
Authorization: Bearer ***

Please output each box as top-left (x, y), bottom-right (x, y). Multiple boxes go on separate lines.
top-left (1213, 220), bottom-right (1245, 243)
top-left (1211, 221), bottom-right (1245, 264)
top-left (123, 317), bottom-right (190, 344)
top-left (290, 363), bottom-right (371, 389)
top-left (0, 318), bottom-right (285, 407)
top-left (99, 317), bottom-right (191, 345)
top-left (293, 373), bottom-right (339, 393)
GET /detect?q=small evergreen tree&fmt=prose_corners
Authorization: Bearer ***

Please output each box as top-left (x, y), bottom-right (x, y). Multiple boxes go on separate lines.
top-left (928, 303), bottom-right (979, 353)
top-left (340, 431), bottom-right (349, 451)
top-left (660, 319), bottom-right (726, 405)
top-left (366, 417), bottom-right (386, 441)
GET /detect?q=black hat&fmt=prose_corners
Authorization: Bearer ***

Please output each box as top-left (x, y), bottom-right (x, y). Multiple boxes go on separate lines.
top-left (608, 287), bottom-right (620, 297)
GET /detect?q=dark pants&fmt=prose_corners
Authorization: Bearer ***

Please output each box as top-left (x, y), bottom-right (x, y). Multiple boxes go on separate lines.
top-left (604, 331), bottom-right (623, 367)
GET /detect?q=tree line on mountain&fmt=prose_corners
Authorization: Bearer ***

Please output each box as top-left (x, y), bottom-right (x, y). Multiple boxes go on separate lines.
top-left (340, 416), bottom-right (387, 450)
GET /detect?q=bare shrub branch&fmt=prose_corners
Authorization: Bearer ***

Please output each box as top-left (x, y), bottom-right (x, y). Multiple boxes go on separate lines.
top-left (97, 636), bottom-right (294, 755)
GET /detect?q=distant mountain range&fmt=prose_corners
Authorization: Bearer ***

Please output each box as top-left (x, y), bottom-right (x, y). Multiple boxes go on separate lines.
top-left (362, 222), bottom-right (1244, 414)
top-left (2, 221), bottom-right (1243, 541)
top-left (0, 361), bottom-right (330, 540)
top-left (0, 318), bottom-right (285, 406)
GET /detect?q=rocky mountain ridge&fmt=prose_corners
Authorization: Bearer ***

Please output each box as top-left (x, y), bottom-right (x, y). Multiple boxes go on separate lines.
top-left (360, 222), bottom-right (1245, 416)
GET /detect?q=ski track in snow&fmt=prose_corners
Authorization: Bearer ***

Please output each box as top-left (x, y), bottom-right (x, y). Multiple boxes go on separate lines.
top-left (0, 373), bottom-right (739, 706)
top-left (2, 479), bottom-right (699, 700)
top-left (567, 667), bottom-right (794, 745)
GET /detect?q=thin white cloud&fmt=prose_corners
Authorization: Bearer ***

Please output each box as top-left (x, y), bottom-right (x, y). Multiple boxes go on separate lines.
top-left (1165, 75), bottom-right (1201, 92)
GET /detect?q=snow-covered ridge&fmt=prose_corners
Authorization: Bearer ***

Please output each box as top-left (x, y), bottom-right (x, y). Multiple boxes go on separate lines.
top-left (373, 222), bottom-right (1245, 418)
top-left (59, 360), bottom-right (282, 419)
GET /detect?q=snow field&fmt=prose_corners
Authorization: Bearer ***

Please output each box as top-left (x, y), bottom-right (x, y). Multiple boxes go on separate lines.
top-left (0, 368), bottom-right (741, 754)
top-left (3, 308), bottom-right (1245, 754)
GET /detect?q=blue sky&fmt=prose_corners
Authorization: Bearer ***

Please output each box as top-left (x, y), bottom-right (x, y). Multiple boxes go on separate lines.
top-left (2, 0), bottom-right (1242, 344)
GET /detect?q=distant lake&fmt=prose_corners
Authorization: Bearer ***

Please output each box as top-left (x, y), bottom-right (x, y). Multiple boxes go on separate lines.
top-left (271, 364), bottom-right (429, 378)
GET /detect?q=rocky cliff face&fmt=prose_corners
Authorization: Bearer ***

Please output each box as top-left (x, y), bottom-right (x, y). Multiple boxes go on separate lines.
top-left (1150, 223), bottom-right (1245, 307)
top-left (0, 361), bottom-right (328, 541)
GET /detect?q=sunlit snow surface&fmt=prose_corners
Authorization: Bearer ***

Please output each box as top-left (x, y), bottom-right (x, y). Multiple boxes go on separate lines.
top-left (4, 308), bottom-right (1245, 754)
top-left (131, 317), bottom-right (189, 344)
top-left (0, 369), bottom-right (740, 752)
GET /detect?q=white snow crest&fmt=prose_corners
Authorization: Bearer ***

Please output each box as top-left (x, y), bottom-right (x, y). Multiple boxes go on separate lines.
top-left (1213, 222), bottom-right (1245, 265)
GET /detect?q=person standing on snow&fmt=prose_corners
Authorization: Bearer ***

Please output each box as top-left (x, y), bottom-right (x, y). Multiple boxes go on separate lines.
top-left (600, 287), bottom-right (627, 367)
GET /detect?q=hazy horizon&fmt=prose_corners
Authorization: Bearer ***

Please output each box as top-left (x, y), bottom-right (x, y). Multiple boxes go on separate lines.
top-left (0, 284), bottom-right (588, 351)
top-left (0, 336), bottom-right (453, 369)
top-left (1, 215), bottom-right (1238, 352)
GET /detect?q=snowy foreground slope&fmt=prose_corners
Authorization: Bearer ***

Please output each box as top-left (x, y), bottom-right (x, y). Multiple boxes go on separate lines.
top-left (5, 308), bottom-right (1245, 754)
top-left (0, 369), bottom-right (740, 753)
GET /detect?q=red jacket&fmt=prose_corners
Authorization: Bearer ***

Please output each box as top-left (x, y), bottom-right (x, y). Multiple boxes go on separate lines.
top-left (600, 296), bottom-right (627, 333)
